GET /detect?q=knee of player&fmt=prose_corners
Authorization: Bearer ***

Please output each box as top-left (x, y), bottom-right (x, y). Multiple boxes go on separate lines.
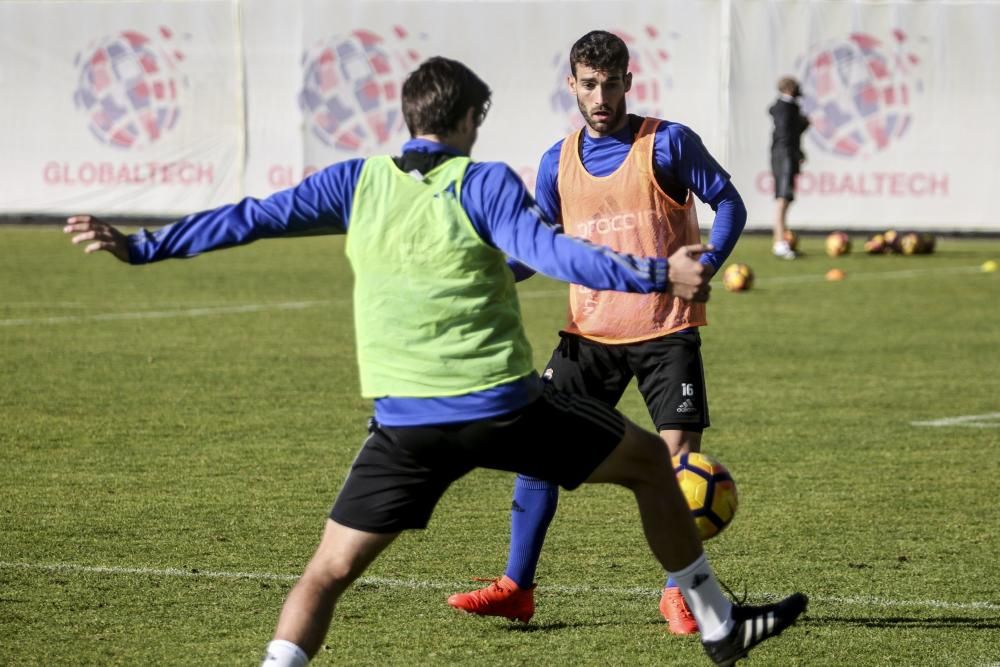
top-left (617, 432), bottom-right (674, 486)
top-left (302, 553), bottom-right (363, 592)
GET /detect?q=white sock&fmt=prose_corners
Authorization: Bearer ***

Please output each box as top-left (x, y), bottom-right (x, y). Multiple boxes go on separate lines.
top-left (261, 639), bottom-right (309, 667)
top-left (669, 553), bottom-right (734, 641)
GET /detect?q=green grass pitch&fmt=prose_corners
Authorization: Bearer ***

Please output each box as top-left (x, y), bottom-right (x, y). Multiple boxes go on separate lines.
top-left (2, 226), bottom-right (999, 665)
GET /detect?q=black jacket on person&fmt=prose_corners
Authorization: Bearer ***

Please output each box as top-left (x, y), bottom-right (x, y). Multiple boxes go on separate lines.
top-left (769, 97), bottom-right (810, 166)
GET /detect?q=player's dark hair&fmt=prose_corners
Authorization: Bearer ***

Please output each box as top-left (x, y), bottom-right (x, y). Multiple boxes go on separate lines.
top-left (569, 30), bottom-right (630, 77)
top-left (401, 56), bottom-right (492, 137)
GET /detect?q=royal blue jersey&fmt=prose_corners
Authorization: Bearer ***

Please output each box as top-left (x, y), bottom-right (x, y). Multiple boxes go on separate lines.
top-left (127, 139), bottom-right (671, 426)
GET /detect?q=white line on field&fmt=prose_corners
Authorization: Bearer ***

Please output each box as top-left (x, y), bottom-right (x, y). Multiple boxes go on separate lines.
top-left (911, 412), bottom-right (1000, 428)
top-left (0, 263), bottom-right (988, 327)
top-left (755, 263), bottom-right (984, 285)
top-left (0, 300), bottom-right (338, 327)
top-left (3, 560), bottom-right (999, 612)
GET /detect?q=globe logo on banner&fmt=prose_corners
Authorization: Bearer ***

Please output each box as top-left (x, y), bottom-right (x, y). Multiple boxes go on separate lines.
top-left (550, 26), bottom-right (672, 132)
top-left (73, 27), bottom-right (187, 149)
top-left (299, 28), bottom-right (422, 153)
top-left (798, 31), bottom-right (923, 158)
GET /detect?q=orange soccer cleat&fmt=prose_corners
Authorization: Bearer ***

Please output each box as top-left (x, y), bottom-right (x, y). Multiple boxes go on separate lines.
top-left (447, 576), bottom-right (535, 623)
top-left (660, 586), bottom-right (699, 635)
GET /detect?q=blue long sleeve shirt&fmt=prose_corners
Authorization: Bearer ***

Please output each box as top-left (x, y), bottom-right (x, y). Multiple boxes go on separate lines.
top-left (128, 139), bottom-right (672, 426)
top-left (530, 117), bottom-right (747, 274)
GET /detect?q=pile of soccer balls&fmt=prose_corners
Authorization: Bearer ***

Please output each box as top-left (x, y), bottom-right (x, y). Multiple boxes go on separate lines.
top-left (673, 452), bottom-right (739, 540)
top-left (864, 229), bottom-right (936, 255)
top-left (816, 229), bottom-right (938, 257)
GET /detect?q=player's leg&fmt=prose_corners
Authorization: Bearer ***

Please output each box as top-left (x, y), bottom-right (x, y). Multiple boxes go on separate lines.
top-left (582, 418), bottom-right (807, 665)
top-left (448, 335), bottom-right (630, 619)
top-left (454, 384), bottom-right (806, 663)
top-left (773, 198), bottom-right (790, 242)
top-left (659, 422), bottom-right (704, 634)
top-left (508, 335), bottom-right (628, 583)
top-left (630, 331), bottom-right (711, 633)
top-left (265, 420), bottom-right (474, 665)
top-left (466, 384), bottom-right (730, 636)
top-left (771, 154), bottom-right (797, 259)
top-left (265, 521), bottom-right (398, 664)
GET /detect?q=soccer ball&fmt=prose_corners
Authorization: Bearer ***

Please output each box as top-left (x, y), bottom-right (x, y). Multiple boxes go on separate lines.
top-left (782, 229), bottom-right (800, 252)
top-left (920, 232), bottom-right (936, 254)
top-left (864, 233), bottom-right (887, 254)
top-left (825, 231), bottom-right (851, 257)
top-left (672, 453), bottom-right (738, 540)
top-left (722, 263), bottom-right (754, 292)
top-left (883, 229), bottom-right (902, 254)
top-left (900, 232), bottom-right (923, 255)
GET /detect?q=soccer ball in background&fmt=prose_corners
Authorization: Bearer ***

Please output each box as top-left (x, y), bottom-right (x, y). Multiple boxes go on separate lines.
top-left (883, 229), bottom-right (901, 253)
top-left (672, 452), bottom-right (738, 541)
top-left (901, 231), bottom-right (937, 255)
top-left (900, 232), bottom-right (922, 255)
top-left (920, 232), bottom-right (936, 254)
top-left (866, 229), bottom-right (935, 255)
top-left (825, 231), bottom-right (852, 257)
top-left (864, 233), bottom-right (887, 254)
top-left (722, 263), bottom-right (754, 292)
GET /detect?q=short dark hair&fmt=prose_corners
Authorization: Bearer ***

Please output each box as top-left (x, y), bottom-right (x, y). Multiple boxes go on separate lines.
top-left (777, 76), bottom-right (801, 96)
top-left (401, 56), bottom-right (492, 136)
top-left (569, 30), bottom-right (630, 77)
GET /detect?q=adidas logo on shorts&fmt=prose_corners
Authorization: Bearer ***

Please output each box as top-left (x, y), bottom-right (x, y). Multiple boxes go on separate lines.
top-left (676, 399), bottom-right (696, 414)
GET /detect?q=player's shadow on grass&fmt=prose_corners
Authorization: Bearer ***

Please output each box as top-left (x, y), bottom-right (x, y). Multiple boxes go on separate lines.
top-left (502, 622), bottom-right (571, 632)
top-left (807, 615), bottom-right (1000, 630)
top-left (498, 617), bottom-right (676, 632)
top-left (501, 620), bottom-right (625, 632)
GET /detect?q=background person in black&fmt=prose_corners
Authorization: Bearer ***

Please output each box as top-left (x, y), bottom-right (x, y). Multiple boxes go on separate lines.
top-left (769, 76), bottom-right (810, 259)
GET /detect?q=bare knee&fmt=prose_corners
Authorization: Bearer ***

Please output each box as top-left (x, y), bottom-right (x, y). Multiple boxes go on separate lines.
top-left (588, 420), bottom-right (675, 489)
top-left (299, 520), bottom-right (398, 595)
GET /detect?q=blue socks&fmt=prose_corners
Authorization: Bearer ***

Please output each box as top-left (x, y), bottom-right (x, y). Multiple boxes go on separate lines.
top-left (665, 575), bottom-right (677, 590)
top-left (503, 475), bottom-right (558, 588)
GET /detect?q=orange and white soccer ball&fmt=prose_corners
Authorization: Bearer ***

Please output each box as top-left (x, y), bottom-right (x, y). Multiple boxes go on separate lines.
top-left (672, 452), bottom-right (739, 541)
top-left (825, 231), bottom-right (852, 257)
top-left (722, 263), bottom-right (754, 292)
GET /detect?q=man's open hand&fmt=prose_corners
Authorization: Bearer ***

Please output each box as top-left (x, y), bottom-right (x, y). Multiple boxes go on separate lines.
top-left (64, 215), bottom-right (130, 262)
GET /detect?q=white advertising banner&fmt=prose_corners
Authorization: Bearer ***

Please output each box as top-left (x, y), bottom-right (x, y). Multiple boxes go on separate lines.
top-left (241, 0), bottom-right (725, 222)
top-left (0, 1), bottom-right (243, 216)
top-left (2, 0), bottom-right (998, 232)
top-left (729, 0), bottom-right (1000, 231)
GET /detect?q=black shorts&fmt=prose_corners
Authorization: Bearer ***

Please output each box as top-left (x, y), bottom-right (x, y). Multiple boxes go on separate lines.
top-left (541, 330), bottom-right (710, 433)
top-left (329, 383), bottom-right (625, 533)
top-left (771, 153), bottom-right (799, 201)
